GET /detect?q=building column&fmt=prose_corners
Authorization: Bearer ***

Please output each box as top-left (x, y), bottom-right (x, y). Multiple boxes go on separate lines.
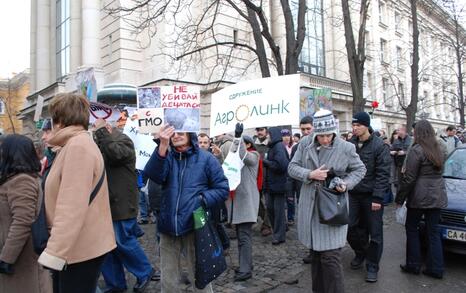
top-left (81, 0), bottom-right (100, 68)
top-left (36, 0), bottom-right (51, 91)
top-left (70, 0), bottom-right (82, 72)
top-left (30, 0), bottom-right (37, 93)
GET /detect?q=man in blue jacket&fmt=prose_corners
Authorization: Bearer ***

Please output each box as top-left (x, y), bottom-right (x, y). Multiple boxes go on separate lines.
top-left (144, 124), bottom-right (229, 292)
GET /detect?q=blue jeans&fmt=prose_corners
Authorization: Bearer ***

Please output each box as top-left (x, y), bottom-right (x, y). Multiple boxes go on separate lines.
top-left (101, 218), bottom-right (153, 289)
top-left (405, 208), bottom-right (444, 274)
top-left (139, 190), bottom-right (149, 220)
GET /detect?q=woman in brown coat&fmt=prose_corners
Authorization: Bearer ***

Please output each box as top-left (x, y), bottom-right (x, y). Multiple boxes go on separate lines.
top-left (37, 93), bottom-right (116, 293)
top-left (0, 134), bottom-right (52, 292)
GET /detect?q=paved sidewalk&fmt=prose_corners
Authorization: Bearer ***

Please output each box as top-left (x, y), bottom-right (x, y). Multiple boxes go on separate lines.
top-left (99, 221), bottom-right (309, 292)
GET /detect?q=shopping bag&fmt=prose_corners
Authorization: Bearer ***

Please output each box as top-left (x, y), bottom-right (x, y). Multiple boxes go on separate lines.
top-left (193, 206), bottom-right (227, 289)
top-left (222, 141), bottom-right (246, 191)
top-left (396, 203), bottom-right (407, 225)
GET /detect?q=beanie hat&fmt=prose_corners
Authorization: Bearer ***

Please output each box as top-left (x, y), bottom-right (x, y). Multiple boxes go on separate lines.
top-left (313, 110), bottom-right (338, 136)
top-left (281, 129), bottom-right (291, 137)
top-left (352, 112), bottom-right (371, 128)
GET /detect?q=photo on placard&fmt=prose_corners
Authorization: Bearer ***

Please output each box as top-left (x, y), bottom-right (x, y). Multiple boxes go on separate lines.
top-left (138, 87), bottom-right (161, 108)
top-left (164, 108), bottom-right (200, 132)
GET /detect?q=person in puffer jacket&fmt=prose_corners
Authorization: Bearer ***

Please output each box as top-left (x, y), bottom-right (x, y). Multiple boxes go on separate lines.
top-left (144, 125), bottom-right (229, 292)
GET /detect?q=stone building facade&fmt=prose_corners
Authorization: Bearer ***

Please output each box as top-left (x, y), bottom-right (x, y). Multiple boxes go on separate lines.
top-left (24, 0), bottom-right (465, 135)
top-left (0, 71), bottom-right (29, 134)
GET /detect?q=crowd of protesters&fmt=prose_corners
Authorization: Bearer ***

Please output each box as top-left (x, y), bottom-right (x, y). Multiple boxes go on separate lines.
top-left (0, 92), bottom-right (464, 293)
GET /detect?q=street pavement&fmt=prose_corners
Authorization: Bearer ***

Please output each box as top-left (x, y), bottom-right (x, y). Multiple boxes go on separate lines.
top-left (101, 205), bottom-right (466, 292)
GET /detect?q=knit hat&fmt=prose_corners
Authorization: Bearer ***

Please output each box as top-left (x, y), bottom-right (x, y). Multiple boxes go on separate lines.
top-left (281, 129), bottom-right (291, 137)
top-left (313, 110), bottom-right (338, 136)
top-left (352, 112), bottom-right (371, 128)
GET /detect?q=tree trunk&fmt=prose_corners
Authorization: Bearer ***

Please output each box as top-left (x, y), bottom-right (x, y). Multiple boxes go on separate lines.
top-left (6, 80), bottom-right (16, 134)
top-left (454, 18), bottom-right (465, 127)
top-left (341, 0), bottom-right (368, 115)
top-left (247, 7), bottom-right (271, 78)
top-left (406, 0), bottom-right (420, 134)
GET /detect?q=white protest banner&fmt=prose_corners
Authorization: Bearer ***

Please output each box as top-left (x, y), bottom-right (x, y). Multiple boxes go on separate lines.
top-left (34, 95), bottom-right (45, 122)
top-left (89, 102), bottom-right (121, 124)
top-left (371, 118), bottom-right (383, 131)
top-left (137, 108), bottom-right (164, 134)
top-left (123, 117), bottom-right (156, 170)
top-left (137, 85), bottom-right (201, 133)
top-left (210, 74), bottom-right (301, 137)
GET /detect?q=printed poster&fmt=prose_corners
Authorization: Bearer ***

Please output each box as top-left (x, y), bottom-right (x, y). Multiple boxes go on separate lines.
top-left (137, 85), bottom-right (200, 133)
top-left (300, 88), bottom-right (333, 118)
top-left (210, 74), bottom-right (300, 137)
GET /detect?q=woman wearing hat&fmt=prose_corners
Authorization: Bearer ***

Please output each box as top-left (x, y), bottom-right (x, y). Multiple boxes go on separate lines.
top-left (226, 128), bottom-right (261, 282)
top-left (288, 110), bottom-right (366, 293)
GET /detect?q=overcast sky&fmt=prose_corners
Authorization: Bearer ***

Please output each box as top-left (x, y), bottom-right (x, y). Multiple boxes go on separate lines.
top-left (0, 0), bottom-right (30, 79)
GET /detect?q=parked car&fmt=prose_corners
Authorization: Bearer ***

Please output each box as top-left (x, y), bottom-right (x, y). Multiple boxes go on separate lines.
top-left (439, 145), bottom-right (466, 254)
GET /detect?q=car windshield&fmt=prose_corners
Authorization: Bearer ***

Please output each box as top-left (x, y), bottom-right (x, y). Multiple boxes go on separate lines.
top-left (444, 148), bottom-right (466, 180)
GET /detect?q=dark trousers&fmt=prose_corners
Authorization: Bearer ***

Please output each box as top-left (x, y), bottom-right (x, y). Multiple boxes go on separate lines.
top-left (259, 191), bottom-right (271, 228)
top-left (347, 194), bottom-right (384, 271)
top-left (52, 254), bottom-right (106, 293)
top-left (311, 249), bottom-right (344, 293)
top-left (236, 222), bottom-right (254, 274)
top-left (286, 194), bottom-right (295, 222)
top-left (266, 192), bottom-right (286, 242)
top-left (405, 208), bottom-right (444, 274)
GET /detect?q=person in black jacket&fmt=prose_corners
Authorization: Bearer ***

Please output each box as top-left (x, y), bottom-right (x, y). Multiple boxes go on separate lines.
top-left (347, 112), bottom-right (391, 283)
top-left (93, 119), bottom-right (156, 293)
top-left (263, 127), bottom-right (290, 245)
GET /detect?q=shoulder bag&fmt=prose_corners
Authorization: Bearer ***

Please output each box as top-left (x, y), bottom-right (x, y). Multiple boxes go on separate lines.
top-left (316, 183), bottom-right (349, 226)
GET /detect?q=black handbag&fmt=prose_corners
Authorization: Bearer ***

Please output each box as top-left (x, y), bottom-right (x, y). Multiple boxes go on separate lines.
top-left (193, 206), bottom-right (227, 289)
top-left (31, 168), bottom-right (106, 255)
top-left (316, 183), bottom-right (349, 226)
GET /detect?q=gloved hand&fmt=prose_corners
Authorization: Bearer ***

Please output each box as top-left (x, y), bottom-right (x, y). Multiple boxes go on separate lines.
top-left (235, 123), bottom-right (244, 138)
top-left (0, 261), bottom-right (14, 275)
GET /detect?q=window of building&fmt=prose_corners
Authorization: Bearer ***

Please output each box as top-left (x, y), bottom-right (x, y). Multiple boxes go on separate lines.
top-left (396, 46), bottom-right (402, 70)
top-left (291, 0), bottom-right (326, 76)
top-left (379, 1), bottom-right (387, 24)
top-left (394, 11), bottom-right (401, 32)
top-left (367, 72), bottom-right (373, 95)
top-left (380, 39), bottom-right (388, 63)
top-left (408, 20), bottom-right (413, 36)
top-left (0, 99), bottom-right (5, 115)
top-left (56, 0), bottom-right (71, 79)
top-left (382, 78), bottom-right (393, 107)
top-left (398, 82), bottom-right (405, 105)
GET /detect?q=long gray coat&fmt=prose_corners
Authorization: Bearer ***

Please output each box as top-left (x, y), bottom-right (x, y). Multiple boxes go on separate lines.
top-left (225, 138), bottom-right (260, 224)
top-left (288, 136), bottom-right (366, 251)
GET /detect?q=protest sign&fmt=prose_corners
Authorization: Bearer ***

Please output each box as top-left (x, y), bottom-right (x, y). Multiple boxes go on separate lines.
top-left (137, 85), bottom-right (200, 133)
top-left (209, 74), bottom-right (300, 137)
top-left (137, 108), bottom-right (164, 134)
top-left (34, 95), bottom-right (45, 122)
top-left (300, 88), bottom-right (333, 119)
top-left (89, 102), bottom-right (121, 124)
top-left (123, 117), bottom-right (156, 170)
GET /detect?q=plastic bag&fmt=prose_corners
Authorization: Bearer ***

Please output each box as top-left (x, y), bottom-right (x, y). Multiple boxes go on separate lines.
top-left (222, 141), bottom-right (246, 191)
top-left (395, 203), bottom-right (407, 225)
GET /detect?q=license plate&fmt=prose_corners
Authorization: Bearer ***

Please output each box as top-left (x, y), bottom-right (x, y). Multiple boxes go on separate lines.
top-left (444, 229), bottom-right (466, 242)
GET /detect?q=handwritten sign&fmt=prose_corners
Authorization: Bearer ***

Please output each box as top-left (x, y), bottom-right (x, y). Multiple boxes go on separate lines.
top-left (210, 74), bottom-right (300, 136)
top-left (137, 85), bottom-right (200, 133)
top-left (123, 117), bottom-right (156, 170)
